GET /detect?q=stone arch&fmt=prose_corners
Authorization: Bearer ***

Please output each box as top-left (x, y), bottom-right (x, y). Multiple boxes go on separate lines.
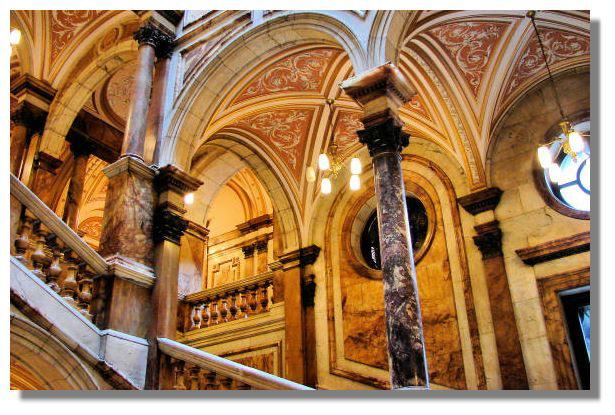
top-left (10, 314), bottom-right (100, 390)
top-left (368, 10), bottom-right (417, 68)
top-left (162, 13), bottom-right (365, 171)
top-left (39, 38), bottom-right (138, 158)
top-left (187, 134), bottom-right (302, 254)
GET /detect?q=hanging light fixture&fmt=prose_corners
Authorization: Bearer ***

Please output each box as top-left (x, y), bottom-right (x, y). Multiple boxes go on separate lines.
top-left (528, 11), bottom-right (589, 173)
top-left (10, 28), bottom-right (21, 46)
top-left (307, 99), bottom-right (363, 195)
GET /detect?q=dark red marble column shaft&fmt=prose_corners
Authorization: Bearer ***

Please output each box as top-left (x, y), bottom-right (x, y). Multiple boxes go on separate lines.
top-left (149, 56), bottom-right (171, 165)
top-left (358, 118), bottom-right (429, 389)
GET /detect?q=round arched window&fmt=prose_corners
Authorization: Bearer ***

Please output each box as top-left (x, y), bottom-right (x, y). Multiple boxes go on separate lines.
top-left (360, 196), bottom-right (429, 270)
top-left (544, 120), bottom-right (591, 212)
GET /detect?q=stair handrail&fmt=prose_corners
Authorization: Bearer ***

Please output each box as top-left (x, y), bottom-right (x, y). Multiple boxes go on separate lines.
top-left (184, 271), bottom-right (274, 304)
top-left (158, 337), bottom-right (313, 390)
top-left (10, 173), bottom-right (109, 275)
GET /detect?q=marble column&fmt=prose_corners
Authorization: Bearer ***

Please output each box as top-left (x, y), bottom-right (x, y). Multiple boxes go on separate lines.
top-left (62, 140), bottom-right (91, 231)
top-left (342, 64), bottom-right (429, 389)
top-left (458, 188), bottom-right (529, 389)
top-left (10, 105), bottom-right (39, 177)
top-left (95, 21), bottom-right (174, 338)
top-left (242, 244), bottom-right (255, 278)
top-left (146, 164), bottom-right (202, 389)
top-left (149, 50), bottom-right (173, 166)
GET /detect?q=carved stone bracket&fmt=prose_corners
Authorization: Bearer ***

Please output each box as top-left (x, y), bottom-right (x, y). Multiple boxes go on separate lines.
top-left (473, 220), bottom-right (503, 259)
top-left (458, 187), bottom-right (503, 215)
top-left (153, 207), bottom-right (188, 245)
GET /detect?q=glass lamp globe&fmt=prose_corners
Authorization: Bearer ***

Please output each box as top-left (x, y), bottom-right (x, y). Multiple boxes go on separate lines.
top-left (568, 130), bottom-right (584, 153)
top-left (306, 166), bottom-right (316, 183)
top-left (184, 192), bottom-right (194, 205)
top-left (321, 177), bottom-right (332, 195)
top-left (350, 157), bottom-right (362, 175)
top-left (318, 153), bottom-right (330, 171)
top-left (537, 146), bottom-right (552, 169)
top-left (10, 28), bottom-right (21, 45)
top-left (349, 174), bottom-right (361, 191)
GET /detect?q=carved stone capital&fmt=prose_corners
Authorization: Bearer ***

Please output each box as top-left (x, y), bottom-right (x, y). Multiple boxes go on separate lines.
top-left (255, 235), bottom-right (270, 253)
top-left (133, 22), bottom-right (175, 58)
top-left (473, 220), bottom-right (503, 259)
top-left (356, 115), bottom-right (409, 157)
top-left (242, 244), bottom-right (256, 258)
top-left (301, 274), bottom-right (317, 307)
top-left (153, 206), bottom-right (188, 245)
top-left (458, 187), bottom-right (503, 215)
top-left (10, 102), bottom-right (47, 133)
top-left (155, 164), bottom-right (203, 196)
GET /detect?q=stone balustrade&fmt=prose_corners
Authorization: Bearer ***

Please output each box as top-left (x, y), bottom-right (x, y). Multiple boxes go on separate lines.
top-left (158, 337), bottom-right (312, 390)
top-left (10, 174), bottom-right (107, 321)
top-left (182, 272), bottom-right (274, 332)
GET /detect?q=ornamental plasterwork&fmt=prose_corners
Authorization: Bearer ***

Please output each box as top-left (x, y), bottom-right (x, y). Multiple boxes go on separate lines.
top-left (505, 28), bottom-right (590, 97)
top-left (234, 109), bottom-right (313, 181)
top-left (232, 48), bottom-right (340, 104)
top-left (430, 21), bottom-right (509, 97)
top-left (407, 49), bottom-right (482, 187)
top-left (333, 111), bottom-right (364, 157)
top-left (50, 10), bottom-right (105, 62)
top-left (105, 61), bottom-right (136, 124)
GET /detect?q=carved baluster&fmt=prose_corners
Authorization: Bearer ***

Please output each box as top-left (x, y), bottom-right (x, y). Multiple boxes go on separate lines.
top-left (248, 285), bottom-right (259, 313)
top-left (60, 250), bottom-right (79, 308)
top-left (204, 370), bottom-right (219, 390)
top-left (259, 282), bottom-right (270, 312)
top-left (29, 222), bottom-right (49, 282)
top-left (229, 291), bottom-right (239, 320)
top-left (190, 303), bottom-right (203, 330)
top-left (267, 280), bottom-right (274, 306)
top-left (219, 376), bottom-right (233, 390)
top-left (233, 380), bottom-right (252, 390)
top-left (201, 301), bottom-right (211, 327)
top-left (211, 297), bottom-right (220, 325)
top-left (77, 268), bottom-right (94, 320)
top-left (14, 213), bottom-right (35, 265)
top-left (220, 297), bottom-right (229, 323)
top-left (239, 290), bottom-right (249, 319)
top-left (188, 365), bottom-right (201, 390)
top-left (173, 360), bottom-right (187, 390)
top-left (45, 236), bottom-right (63, 293)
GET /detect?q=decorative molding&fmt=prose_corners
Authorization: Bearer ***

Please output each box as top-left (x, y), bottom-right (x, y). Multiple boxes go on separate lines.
top-left (356, 114), bottom-right (409, 157)
top-left (236, 214), bottom-right (273, 234)
top-left (340, 63), bottom-right (416, 111)
top-left (472, 220), bottom-right (503, 259)
top-left (105, 254), bottom-right (156, 288)
top-left (133, 22), bottom-right (175, 58)
top-left (515, 231), bottom-right (590, 266)
top-left (278, 245), bottom-right (321, 269)
top-left (155, 164), bottom-right (203, 195)
top-left (103, 155), bottom-right (156, 181)
top-left (10, 74), bottom-right (57, 106)
top-left (457, 187), bottom-right (503, 215)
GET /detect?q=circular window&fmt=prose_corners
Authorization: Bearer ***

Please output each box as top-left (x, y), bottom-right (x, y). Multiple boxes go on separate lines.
top-left (360, 196), bottom-right (429, 270)
top-left (544, 120), bottom-right (591, 212)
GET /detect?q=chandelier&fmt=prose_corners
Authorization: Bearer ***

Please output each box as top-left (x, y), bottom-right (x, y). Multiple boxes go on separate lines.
top-left (528, 11), bottom-right (589, 179)
top-left (306, 99), bottom-right (362, 195)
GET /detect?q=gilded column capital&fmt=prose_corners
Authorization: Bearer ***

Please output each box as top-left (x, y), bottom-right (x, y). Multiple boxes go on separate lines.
top-left (133, 22), bottom-right (175, 58)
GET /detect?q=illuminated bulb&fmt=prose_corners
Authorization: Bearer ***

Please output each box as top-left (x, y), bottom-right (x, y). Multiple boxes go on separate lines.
top-left (318, 153), bottom-right (330, 171)
top-left (10, 28), bottom-right (21, 45)
top-left (184, 192), bottom-right (194, 205)
top-left (350, 157), bottom-right (362, 175)
top-left (568, 130), bottom-right (584, 153)
top-left (548, 164), bottom-right (562, 184)
top-left (306, 166), bottom-right (316, 183)
top-left (349, 174), bottom-right (361, 191)
top-left (537, 146), bottom-right (552, 169)
top-left (321, 177), bottom-right (332, 195)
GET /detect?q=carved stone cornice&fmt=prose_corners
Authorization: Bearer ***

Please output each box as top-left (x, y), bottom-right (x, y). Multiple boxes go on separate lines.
top-left (356, 115), bottom-right (410, 157)
top-left (473, 220), bottom-right (503, 259)
top-left (153, 206), bottom-right (188, 245)
top-left (301, 274), bottom-right (317, 307)
top-left (515, 231), bottom-right (590, 266)
top-left (458, 187), bottom-right (503, 215)
top-left (236, 214), bottom-right (273, 234)
top-left (155, 164), bottom-right (203, 196)
top-left (185, 220), bottom-right (209, 242)
top-left (103, 155), bottom-right (156, 180)
top-left (278, 245), bottom-right (321, 269)
top-left (10, 74), bottom-right (56, 109)
top-left (340, 63), bottom-right (416, 111)
top-left (133, 22), bottom-right (175, 58)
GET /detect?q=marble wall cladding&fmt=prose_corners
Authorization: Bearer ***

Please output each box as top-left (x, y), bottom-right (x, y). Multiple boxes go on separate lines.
top-left (340, 178), bottom-right (466, 389)
top-left (490, 71), bottom-right (590, 389)
top-left (98, 170), bottom-right (155, 267)
top-left (232, 352), bottom-right (275, 375)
